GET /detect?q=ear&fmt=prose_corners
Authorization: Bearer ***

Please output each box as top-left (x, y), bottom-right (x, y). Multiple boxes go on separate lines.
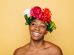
top-left (45, 31), bottom-right (48, 34)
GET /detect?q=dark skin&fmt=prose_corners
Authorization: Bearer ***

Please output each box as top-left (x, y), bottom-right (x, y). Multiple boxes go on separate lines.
top-left (14, 19), bottom-right (63, 55)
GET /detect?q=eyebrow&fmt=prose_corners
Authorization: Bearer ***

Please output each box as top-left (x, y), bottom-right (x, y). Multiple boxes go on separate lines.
top-left (32, 22), bottom-right (45, 25)
top-left (40, 24), bottom-right (46, 26)
top-left (31, 20), bottom-right (46, 26)
top-left (32, 20), bottom-right (36, 22)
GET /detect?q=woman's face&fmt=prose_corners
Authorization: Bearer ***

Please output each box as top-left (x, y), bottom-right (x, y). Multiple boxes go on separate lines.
top-left (29, 19), bottom-right (47, 41)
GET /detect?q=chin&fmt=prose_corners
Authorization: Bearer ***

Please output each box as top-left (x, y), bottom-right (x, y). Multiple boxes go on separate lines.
top-left (31, 35), bottom-right (44, 41)
top-left (32, 38), bottom-right (40, 41)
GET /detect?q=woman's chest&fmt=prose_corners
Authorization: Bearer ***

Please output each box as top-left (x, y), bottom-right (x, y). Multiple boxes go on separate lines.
top-left (24, 49), bottom-right (50, 55)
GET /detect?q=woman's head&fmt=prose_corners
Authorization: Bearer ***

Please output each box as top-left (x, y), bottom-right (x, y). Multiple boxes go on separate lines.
top-left (29, 19), bottom-right (47, 41)
top-left (24, 6), bottom-right (56, 36)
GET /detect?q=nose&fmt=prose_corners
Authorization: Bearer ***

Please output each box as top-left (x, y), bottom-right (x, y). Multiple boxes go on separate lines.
top-left (34, 26), bottom-right (40, 31)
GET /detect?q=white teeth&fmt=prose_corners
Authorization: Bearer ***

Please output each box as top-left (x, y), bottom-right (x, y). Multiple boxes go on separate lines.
top-left (34, 33), bottom-right (39, 35)
top-left (32, 32), bottom-right (40, 36)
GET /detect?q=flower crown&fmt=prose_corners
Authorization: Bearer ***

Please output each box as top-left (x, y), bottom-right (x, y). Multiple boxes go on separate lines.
top-left (24, 6), bottom-right (56, 32)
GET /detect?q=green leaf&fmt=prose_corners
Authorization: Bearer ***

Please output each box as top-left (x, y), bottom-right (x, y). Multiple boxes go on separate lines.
top-left (50, 21), bottom-right (56, 29)
top-left (24, 14), bottom-right (36, 25)
top-left (24, 14), bottom-right (31, 25)
top-left (46, 21), bottom-right (56, 33)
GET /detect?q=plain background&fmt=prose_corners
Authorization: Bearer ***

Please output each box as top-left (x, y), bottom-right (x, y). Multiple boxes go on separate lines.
top-left (0, 0), bottom-right (74, 55)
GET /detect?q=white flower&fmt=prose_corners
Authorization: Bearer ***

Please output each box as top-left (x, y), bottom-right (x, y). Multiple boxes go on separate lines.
top-left (24, 8), bottom-right (30, 17)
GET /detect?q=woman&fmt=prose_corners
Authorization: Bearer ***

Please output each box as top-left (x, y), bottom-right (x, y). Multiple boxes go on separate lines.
top-left (14, 6), bottom-right (63, 55)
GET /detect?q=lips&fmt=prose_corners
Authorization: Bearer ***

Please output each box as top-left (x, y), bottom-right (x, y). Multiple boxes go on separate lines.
top-left (32, 32), bottom-right (41, 37)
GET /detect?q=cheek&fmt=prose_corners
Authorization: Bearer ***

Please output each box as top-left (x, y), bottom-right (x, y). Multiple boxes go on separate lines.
top-left (29, 26), bottom-right (35, 31)
top-left (40, 28), bottom-right (47, 34)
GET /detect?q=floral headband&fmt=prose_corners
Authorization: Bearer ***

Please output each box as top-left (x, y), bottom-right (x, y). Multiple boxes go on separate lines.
top-left (24, 6), bottom-right (56, 32)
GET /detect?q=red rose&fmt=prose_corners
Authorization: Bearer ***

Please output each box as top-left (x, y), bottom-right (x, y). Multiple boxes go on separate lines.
top-left (30, 6), bottom-right (42, 19)
top-left (41, 8), bottom-right (51, 22)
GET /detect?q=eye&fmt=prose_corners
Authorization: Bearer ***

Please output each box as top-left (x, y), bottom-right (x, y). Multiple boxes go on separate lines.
top-left (31, 23), bottom-right (36, 26)
top-left (31, 23), bottom-right (35, 25)
top-left (40, 25), bottom-right (46, 29)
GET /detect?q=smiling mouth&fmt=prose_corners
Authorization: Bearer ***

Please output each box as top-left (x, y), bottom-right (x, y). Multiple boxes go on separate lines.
top-left (32, 32), bottom-right (41, 37)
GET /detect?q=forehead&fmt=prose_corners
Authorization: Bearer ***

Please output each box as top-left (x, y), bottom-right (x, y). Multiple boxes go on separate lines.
top-left (31, 19), bottom-right (46, 25)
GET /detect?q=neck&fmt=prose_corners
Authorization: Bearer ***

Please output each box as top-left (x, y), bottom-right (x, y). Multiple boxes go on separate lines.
top-left (30, 39), bottom-right (45, 48)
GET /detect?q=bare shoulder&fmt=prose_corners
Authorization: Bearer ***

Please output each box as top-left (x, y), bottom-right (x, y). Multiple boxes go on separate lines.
top-left (45, 41), bottom-right (63, 55)
top-left (13, 43), bottom-right (29, 55)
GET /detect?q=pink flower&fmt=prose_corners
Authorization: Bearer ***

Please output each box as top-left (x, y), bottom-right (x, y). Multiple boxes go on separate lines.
top-left (30, 6), bottom-right (42, 19)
